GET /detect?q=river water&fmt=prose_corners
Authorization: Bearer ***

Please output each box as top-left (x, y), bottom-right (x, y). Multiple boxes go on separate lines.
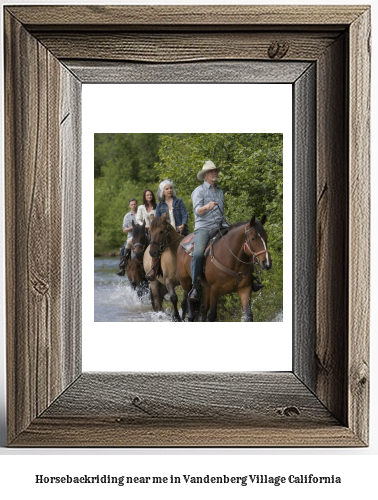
top-left (94, 257), bottom-right (283, 322)
top-left (94, 257), bottom-right (175, 322)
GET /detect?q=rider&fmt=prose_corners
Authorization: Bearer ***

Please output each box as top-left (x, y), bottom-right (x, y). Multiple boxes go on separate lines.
top-left (188, 161), bottom-right (227, 301)
top-left (155, 179), bottom-right (189, 236)
top-left (136, 189), bottom-right (156, 231)
top-left (116, 198), bottom-right (138, 276)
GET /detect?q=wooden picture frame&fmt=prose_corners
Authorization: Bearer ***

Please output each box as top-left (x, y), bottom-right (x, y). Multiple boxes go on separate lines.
top-left (4, 5), bottom-right (370, 447)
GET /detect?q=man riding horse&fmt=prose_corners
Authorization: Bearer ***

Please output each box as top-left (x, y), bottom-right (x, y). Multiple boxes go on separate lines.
top-left (188, 160), bottom-right (264, 302)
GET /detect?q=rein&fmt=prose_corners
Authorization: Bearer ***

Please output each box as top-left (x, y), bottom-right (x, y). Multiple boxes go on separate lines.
top-left (133, 242), bottom-right (145, 251)
top-left (150, 222), bottom-right (182, 255)
top-left (209, 224), bottom-right (270, 288)
top-left (131, 231), bottom-right (149, 265)
top-left (209, 206), bottom-right (269, 265)
top-left (146, 222), bottom-right (182, 277)
top-left (243, 227), bottom-right (271, 265)
top-left (132, 227), bottom-right (150, 252)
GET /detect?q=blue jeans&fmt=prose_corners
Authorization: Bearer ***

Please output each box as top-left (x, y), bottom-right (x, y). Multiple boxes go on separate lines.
top-left (191, 228), bottom-right (210, 284)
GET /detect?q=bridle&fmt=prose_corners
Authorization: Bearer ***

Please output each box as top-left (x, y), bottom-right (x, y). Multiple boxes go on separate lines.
top-left (217, 224), bottom-right (270, 266)
top-left (145, 221), bottom-right (182, 278)
top-left (243, 226), bottom-right (271, 267)
top-left (209, 205), bottom-right (270, 266)
top-left (131, 228), bottom-right (149, 262)
top-left (132, 241), bottom-right (146, 252)
top-left (150, 221), bottom-right (182, 257)
top-left (209, 223), bottom-right (270, 288)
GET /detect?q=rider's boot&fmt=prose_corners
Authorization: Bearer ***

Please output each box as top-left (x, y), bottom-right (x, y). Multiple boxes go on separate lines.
top-left (188, 277), bottom-right (201, 302)
top-left (116, 249), bottom-right (131, 277)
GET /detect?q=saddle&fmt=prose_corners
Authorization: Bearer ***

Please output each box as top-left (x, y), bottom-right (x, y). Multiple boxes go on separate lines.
top-left (180, 228), bottom-right (264, 292)
top-left (180, 227), bottom-right (229, 258)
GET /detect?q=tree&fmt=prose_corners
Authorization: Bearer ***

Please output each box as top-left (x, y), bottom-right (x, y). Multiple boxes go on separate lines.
top-left (94, 134), bottom-right (162, 253)
top-left (156, 133), bottom-right (283, 321)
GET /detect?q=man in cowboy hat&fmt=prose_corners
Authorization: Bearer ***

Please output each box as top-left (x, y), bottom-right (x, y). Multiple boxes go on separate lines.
top-left (188, 160), bottom-right (227, 301)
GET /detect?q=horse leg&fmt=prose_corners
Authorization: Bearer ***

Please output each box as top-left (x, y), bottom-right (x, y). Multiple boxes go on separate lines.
top-left (181, 294), bottom-right (188, 321)
top-left (178, 271), bottom-right (192, 321)
top-left (150, 280), bottom-right (163, 312)
top-left (187, 296), bottom-right (195, 322)
top-left (201, 288), bottom-right (210, 321)
top-left (165, 279), bottom-right (181, 322)
top-left (207, 289), bottom-right (220, 322)
top-left (237, 286), bottom-right (253, 322)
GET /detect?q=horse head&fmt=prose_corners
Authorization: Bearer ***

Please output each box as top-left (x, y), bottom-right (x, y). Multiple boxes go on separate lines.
top-left (149, 213), bottom-right (170, 258)
top-left (131, 220), bottom-right (148, 263)
top-left (245, 215), bottom-right (272, 270)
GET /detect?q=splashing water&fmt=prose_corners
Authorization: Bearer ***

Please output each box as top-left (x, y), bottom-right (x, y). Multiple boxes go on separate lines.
top-left (94, 257), bottom-right (173, 322)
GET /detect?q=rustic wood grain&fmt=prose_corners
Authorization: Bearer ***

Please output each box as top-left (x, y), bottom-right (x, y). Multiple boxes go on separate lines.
top-left (11, 373), bottom-right (364, 447)
top-left (348, 8), bottom-right (371, 445)
top-left (65, 60), bottom-right (312, 84)
top-left (6, 5), bottom-right (367, 30)
top-left (4, 5), bottom-right (370, 447)
top-left (36, 32), bottom-right (339, 63)
top-left (12, 421), bottom-right (364, 448)
top-left (41, 373), bottom-right (334, 422)
top-left (293, 64), bottom-right (317, 390)
top-left (5, 11), bottom-right (63, 442)
top-left (60, 67), bottom-right (82, 389)
top-left (316, 34), bottom-right (349, 425)
top-left (4, 10), bottom-right (81, 444)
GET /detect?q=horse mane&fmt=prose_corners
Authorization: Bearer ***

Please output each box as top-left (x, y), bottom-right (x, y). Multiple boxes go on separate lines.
top-left (228, 220), bottom-right (247, 231)
top-left (150, 215), bottom-right (175, 232)
top-left (228, 218), bottom-right (266, 234)
top-left (150, 216), bottom-right (160, 231)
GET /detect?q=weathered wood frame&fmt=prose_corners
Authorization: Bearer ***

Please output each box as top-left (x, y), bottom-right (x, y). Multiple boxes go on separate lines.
top-left (4, 5), bottom-right (370, 447)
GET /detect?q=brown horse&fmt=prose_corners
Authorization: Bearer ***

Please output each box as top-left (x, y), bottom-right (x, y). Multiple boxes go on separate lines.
top-left (126, 221), bottom-right (149, 297)
top-left (143, 213), bottom-right (185, 321)
top-left (177, 216), bottom-right (271, 322)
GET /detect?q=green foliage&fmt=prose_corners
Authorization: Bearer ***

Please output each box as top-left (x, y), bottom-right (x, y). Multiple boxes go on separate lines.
top-left (94, 133), bottom-right (284, 321)
top-left (156, 133), bottom-right (283, 321)
top-left (94, 133), bottom-right (161, 183)
top-left (94, 134), bottom-right (162, 253)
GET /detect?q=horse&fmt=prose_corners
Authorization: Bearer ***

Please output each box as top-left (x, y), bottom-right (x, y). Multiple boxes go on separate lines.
top-left (125, 221), bottom-right (149, 298)
top-left (177, 216), bottom-right (271, 322)
top-left (143, 213), bottom-right (185, 321)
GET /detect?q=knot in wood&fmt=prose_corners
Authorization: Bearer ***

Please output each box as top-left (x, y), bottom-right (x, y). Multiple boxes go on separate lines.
top-left (276, 406), bottom-right (300, 417)
top-left (359, 376), bottom-right (367, 387)
top-left (268, 41), bottom-right (289, 59)
top-left (32, 279), bottom-right (49, 296)
top-left (132, 396), bottom-right (142, 406)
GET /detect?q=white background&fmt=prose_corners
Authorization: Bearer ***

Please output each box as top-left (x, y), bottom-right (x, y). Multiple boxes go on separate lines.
top-left (0, 0), bottom-right (377, 499)
top-left (83, 83), bottom-right (292, 372)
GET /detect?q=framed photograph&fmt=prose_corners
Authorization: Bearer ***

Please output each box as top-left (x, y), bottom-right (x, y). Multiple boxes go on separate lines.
top-left (87, 88), bottom-right (292, 372)
top-left (4, 5), bottom-right (370, 447)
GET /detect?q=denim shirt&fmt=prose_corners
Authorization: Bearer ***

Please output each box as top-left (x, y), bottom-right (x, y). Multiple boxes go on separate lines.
top-left (191, 181), bottom-right (225, 230)
top-left (155, 197), bottom-right (188, 229)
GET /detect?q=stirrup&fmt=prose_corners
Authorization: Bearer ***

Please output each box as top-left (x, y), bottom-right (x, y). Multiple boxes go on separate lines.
top-left (188, 287), bottom-right (200, 302)
top-left (188, 280), bottom-right (200, 301)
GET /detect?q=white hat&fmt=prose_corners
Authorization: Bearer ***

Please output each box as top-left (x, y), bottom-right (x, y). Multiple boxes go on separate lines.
top-left (197, 160), bottom-right (222, 181)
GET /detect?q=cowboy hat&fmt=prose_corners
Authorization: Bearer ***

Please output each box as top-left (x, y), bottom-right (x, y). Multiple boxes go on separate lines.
top-left (197, 160), bottom-right (222, 181)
